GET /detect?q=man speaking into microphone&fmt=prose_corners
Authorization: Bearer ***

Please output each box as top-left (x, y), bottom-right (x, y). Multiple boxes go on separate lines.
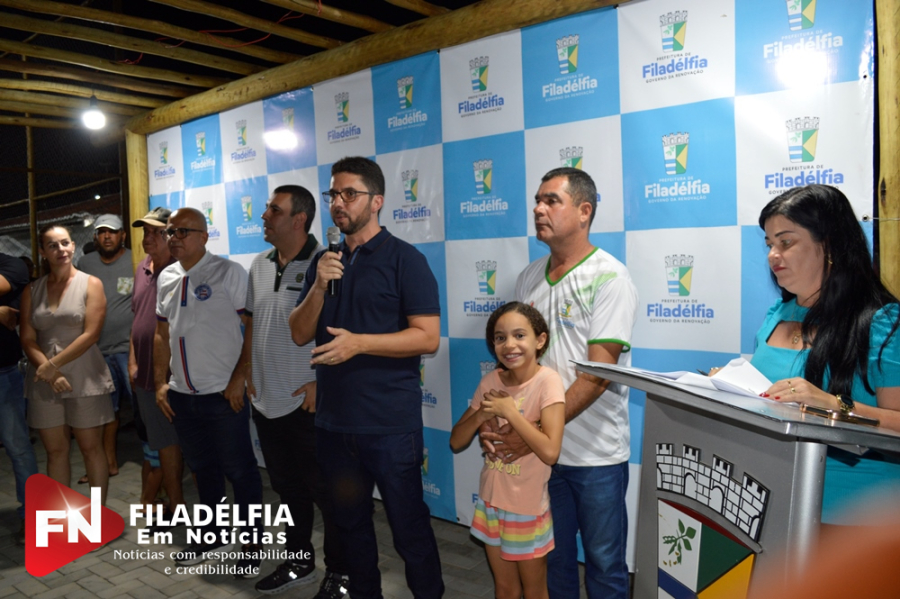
top-left (289, 156), bottom-right (444, 599)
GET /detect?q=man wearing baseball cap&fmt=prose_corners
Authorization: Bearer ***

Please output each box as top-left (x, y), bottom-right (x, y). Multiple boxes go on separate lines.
top-left (130, 207), bottom-right (185, 521)
top-left (77, 214), bottom-right (134, 484)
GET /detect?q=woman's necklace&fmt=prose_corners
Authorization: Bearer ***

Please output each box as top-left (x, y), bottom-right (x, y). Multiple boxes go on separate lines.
top-left (790, 303), bottom-right (802, 345)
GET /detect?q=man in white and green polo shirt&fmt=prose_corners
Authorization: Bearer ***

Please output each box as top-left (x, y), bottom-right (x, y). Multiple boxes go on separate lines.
top-left (484, 167), bottom-right (638, 599)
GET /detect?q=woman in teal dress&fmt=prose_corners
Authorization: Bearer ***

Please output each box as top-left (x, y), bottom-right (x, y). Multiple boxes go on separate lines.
top-left (750, 184), bottom-right (900, 524)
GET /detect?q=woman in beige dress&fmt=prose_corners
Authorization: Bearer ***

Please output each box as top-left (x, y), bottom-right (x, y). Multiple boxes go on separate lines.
top-left (20, 224), bottom-right (115, 503)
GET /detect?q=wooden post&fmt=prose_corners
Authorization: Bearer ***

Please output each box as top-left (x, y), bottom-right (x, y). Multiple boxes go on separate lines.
top-left (25, 124), bottom-right (38, 274)
top-left (22, 57), bottom-right (39, 273)
top-left (126, 130), bottom-right (149, 269)
top-left (877, 0), bottom-right (900, 296)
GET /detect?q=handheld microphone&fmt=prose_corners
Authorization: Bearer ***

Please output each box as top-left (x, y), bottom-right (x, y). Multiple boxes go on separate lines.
top-left (326, 226), bottom-right (341, 297)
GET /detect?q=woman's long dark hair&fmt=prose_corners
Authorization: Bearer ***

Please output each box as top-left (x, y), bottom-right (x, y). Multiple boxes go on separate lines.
top-left (759, 184), bottom-right (900, 395)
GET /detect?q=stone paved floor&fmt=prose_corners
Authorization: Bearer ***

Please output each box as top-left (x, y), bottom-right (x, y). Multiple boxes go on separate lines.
top-left (0, 419), bottom-right (589, 599)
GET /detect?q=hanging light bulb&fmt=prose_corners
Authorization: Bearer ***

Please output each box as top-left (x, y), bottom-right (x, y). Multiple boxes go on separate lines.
top-left (82, 95), bottom-right (106, 130)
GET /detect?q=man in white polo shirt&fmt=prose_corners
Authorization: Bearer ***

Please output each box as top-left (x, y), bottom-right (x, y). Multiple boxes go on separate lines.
top-left (226, 185), bottom-right (349, 597)
top-left (153, 207), bottom-right (263, 574)
top-left (483, 168), bottom-right (638, 599)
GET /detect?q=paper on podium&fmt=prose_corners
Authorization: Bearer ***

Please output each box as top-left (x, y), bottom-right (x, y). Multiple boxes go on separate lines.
top-left (705, 358), bottom-right (773, 397)
top-left (600, 358), bottom-right (772, 398)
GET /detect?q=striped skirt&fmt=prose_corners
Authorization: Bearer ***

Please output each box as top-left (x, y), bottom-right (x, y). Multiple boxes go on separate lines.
top-left (470, 498), bottom-right (554, 561)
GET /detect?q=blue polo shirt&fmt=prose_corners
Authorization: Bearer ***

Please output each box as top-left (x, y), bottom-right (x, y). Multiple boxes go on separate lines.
top-left (297, 227), bottom-right (440, 434)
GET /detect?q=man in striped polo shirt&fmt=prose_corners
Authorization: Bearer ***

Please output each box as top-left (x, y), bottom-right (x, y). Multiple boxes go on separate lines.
top-left (483, 168), bottom-right (638, 599)
top-left (226, 186), bottom-right (349, 597)
top-left (154, 207), bottom-right (263, 573)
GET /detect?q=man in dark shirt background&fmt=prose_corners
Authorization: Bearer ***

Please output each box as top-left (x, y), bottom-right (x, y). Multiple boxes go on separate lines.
top-left (0, 252), bottom-right (39, 544)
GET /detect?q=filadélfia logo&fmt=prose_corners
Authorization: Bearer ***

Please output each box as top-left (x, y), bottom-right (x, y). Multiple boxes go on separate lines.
top-left (665, 254), bottom-right (693, 296)
top-left (763, 0), bottom-right (842, 60)
top-left (235, 120), bottom-right (247, 146)
top-left (786, 0), bottom-right (816, 30)
top-left (26, 474), bottom-right (125, 577)
top-left (644, 131), bottom-right (709, 203)
top-left (335, 92), bottom-right (349, 123)
top-left (647, 253), bottom-right (714, 323)
top-left (643, 11), bottom-right (708, 81)
top-left (403, 170), bottom-right (418, 202)
top-left (542, 34), bottom-right (597, 100)
top-left (154, 141), bottom-right (175, 180)
top-left (398, 76), bottom-right (414, 109)
top-left (236, 194), bottom-right (261, 237)
top-left (559, 146), bottom-right (583, 170)
top-left (465, 260), bottom-right (504, 316)
top-left (389, 75), bottom-right (428, 131)
top-left (393, 169), bottom-right (431, 223)
top-left (329, 91), bottom-right (361, 142)
top-left (190, 131), bottom-right (215, 173)
top-left (764, 116), bottom-right (844, 193)
top-left (459, 56), bottom-right (505, 116)
top-left (195, 131), bottom-right (206, 157)
top-left (231, 119), bottom-right (256, 164)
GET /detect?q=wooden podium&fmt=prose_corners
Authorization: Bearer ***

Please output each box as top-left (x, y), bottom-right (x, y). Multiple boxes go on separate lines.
top-left (574, 361), bottom-right (900, 599)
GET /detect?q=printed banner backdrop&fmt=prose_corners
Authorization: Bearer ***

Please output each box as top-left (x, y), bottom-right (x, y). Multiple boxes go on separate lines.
top-left (144, 0), bottom-right (875, 570)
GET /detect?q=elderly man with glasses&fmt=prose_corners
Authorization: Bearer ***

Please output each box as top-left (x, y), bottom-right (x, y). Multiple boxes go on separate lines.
top-left (153, 207), bottom-right (263, 575)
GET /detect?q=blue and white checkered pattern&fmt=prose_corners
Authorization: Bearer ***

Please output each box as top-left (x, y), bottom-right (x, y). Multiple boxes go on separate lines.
top-left (145, 0), bottom-right (875, 551)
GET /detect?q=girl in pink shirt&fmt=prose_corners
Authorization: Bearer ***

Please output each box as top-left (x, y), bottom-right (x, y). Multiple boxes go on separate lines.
top-left (450, 302), bottom-right (566, 599)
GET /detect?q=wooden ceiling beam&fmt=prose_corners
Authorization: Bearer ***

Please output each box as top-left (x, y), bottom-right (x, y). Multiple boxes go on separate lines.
top-left (147, 0), bottom-right (342, 49)
top-left (0, 79), bottom-right (167, 108)
top-left (0, 165), bottom-right (122, 178)
top-left (0, 0), bottom-right (301, 65)
top-left (260, 0), bottom-right (393, 33)
top-left (0, 99), bottom-right (125, 121)
top-left (122, 0), bottom-right (623, 137)
top-left (0, 89), bottom-right (145, 116)
top-left (0, 115), bottom-right (75, 129)
top-left (384, 0), bottom-right (450, 17)
top-left (0, 58), bottom-right (194, 98)
top-left (0, 10), bottom-right (264, 76)
top-left (0, 177), bottom-right (122, 210)
top-left (0, 38), bottom-right (230, 87)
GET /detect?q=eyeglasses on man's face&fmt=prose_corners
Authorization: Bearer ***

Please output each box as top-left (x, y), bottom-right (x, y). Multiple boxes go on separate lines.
top-left (321, 188), bottom-right (375, 205)
top-left (164, 227), bottom-right (204, 239)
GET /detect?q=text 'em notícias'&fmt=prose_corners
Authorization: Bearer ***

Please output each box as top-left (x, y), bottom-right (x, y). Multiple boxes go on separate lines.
top-left (130, 502), bottom-right (293, 546)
